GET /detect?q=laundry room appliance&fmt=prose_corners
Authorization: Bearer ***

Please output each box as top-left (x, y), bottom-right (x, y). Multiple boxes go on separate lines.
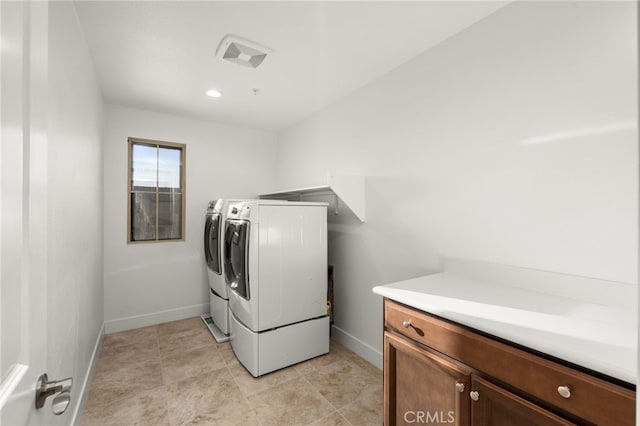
top-left (225, 199), bottom-right (329, 377)
top-left (203, 199), bottom-right (237, 342)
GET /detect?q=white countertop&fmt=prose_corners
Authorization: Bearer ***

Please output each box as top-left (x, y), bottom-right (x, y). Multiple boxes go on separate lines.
top-left (373, 264), bottom-right (637, 384)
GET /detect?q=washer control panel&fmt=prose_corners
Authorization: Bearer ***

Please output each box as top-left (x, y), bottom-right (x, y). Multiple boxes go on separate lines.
top-left (239, 204), bottom-right (252, 219)
top-left (226, 201), bottom-right (245, 219)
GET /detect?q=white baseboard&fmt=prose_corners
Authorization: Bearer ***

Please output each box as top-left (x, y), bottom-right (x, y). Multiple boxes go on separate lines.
top-left (104, 303), bottom-right (209, 334)
top-left (71, 322), bottom-right (104, 426)
top-left (331, 325), bottom-right (383, 370)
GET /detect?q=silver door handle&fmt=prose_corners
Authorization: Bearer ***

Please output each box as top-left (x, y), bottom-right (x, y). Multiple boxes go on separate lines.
top-left (52, 392), bottom-right (72, 415)
top-left (35, 373), bottom-right (72, 415)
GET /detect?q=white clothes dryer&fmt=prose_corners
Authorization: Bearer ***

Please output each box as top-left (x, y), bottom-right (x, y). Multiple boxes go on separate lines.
top-left (225, 199), bottom-right (330, 377)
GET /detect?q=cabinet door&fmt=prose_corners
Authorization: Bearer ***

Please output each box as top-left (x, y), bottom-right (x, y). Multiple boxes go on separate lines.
top-left (384, 332), bottom-right (470, 426)
top-left (470, 375), bottom-right (576, 426)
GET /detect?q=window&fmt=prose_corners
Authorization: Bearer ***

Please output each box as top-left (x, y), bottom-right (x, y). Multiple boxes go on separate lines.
top-left (128, 138), bottom-right (186, 243)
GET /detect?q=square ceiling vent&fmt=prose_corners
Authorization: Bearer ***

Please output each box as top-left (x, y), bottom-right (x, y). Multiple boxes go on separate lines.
top-left (216, 35), bottom-right (272, 69)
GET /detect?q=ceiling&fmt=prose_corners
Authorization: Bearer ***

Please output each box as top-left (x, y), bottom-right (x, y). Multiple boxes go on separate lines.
top-left (74, 1), bottom-right (508, 131)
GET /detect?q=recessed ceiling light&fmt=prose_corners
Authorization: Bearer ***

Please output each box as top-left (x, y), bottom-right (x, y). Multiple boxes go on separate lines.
top-left (206, 89), bottom-right (222, 98)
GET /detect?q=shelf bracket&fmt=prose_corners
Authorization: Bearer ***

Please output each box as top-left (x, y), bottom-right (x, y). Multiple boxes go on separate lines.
top-left (259, 174), bottom-right (365, 222)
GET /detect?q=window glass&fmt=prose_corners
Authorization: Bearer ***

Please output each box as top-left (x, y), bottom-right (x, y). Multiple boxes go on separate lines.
top-left (131, 143), bottom-right (157, 191)
top-left (131, 193), bottom-right (157, 241)
top-left (158, 146), bottom-right (182, 191)
top-left (158, 193), bottom-right (182, 240)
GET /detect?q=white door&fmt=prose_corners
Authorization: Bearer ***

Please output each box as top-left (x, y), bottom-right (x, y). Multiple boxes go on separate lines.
top-left (0, 1), bottom-right (52, 425)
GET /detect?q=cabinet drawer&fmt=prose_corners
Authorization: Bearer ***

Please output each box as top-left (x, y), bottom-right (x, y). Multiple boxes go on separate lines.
top-left (470, 375), bottom-right (577, 426)
top-left (384, 299), bottom-right (635, 426)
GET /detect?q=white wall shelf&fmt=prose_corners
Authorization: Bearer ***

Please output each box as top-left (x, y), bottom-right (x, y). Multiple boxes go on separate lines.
top-left (260, 174), bottom-right (366, 222)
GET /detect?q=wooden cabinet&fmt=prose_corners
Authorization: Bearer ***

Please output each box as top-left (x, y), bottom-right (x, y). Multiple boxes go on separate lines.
top-left (385, 332), bottom-right (470, 425)
top-left (383, 299), bottom-right (635, 426)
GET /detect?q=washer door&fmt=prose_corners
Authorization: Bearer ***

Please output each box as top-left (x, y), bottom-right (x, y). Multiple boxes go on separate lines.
top-left (224, 219), bottom-right (250, 300)
top-left (204, 213), bottom-right (222, 274)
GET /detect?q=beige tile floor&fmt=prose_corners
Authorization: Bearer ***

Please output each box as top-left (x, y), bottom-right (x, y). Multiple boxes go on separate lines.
top-left (81, 317), bottom-right (383, 425)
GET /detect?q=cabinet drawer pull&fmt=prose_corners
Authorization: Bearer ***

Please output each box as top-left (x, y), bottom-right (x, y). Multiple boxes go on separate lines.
top-left (557, 385), bottom-right (571, 399)
top-left (400, 319), bottom-right (425, 336)
top-left (455, 382), bottom-right (465, 393)
top-left (470, 391), bottom-right (479, 401)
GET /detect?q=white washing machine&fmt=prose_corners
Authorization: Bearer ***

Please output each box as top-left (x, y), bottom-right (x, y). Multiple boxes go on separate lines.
top-left (204, 199), bottom-right (242, 340)
top-left (225, 199), bottom-right (330, 377)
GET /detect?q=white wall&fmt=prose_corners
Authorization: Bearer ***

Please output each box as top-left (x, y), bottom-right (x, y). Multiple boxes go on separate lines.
top-left (276, 1), bottom-right (638, 366)
top-left (103, 105), bottom-right (278, 332)
top-left (47, 2), bottom-right (104, 423)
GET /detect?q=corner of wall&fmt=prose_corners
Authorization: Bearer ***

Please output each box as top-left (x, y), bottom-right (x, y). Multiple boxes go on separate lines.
top-left (331, 325), bottom-right (382, 370)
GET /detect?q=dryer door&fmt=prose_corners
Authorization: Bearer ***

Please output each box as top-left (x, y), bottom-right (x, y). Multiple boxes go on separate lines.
top-left (204, 213), bottom-right (222, 274)
top-left (224, 219), bottom-right (250, 300)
